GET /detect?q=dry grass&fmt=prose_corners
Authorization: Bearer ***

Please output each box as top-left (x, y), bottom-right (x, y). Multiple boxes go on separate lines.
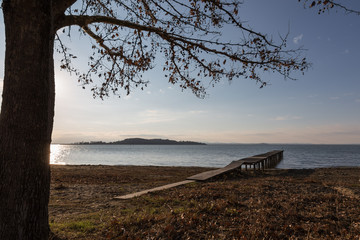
top-left (49, 166), bottom-right (360, 239)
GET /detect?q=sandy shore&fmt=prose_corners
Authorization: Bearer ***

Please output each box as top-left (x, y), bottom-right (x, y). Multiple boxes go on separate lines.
top-left (49, 165), bottom-right (360, 239)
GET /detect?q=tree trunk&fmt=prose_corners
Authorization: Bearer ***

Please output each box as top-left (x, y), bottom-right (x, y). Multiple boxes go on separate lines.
top-left (0, 1), bottom-right (55, 239)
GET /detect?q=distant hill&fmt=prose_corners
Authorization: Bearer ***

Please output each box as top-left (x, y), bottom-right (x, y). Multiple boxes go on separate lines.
top-left (73, 138), bottom-right (206, 145)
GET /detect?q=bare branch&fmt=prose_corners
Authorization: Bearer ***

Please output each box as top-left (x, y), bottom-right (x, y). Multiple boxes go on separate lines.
top-left (300, 0), bottom-right (360, 15)
top-left (54, 0), bottom-right (309, 98)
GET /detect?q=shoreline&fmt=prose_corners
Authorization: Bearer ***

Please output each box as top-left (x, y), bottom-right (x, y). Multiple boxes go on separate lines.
top-left (50, 165), bottom-right (360, 239)
top-left (51, 163), bottom-right (360, 169)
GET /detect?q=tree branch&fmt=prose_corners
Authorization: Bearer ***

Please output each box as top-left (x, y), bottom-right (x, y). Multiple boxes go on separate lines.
top-left (302, 0), bottom-right (360, 15)
top-left (329, 1), bottom-right (360, 15)
top-left (54, 1), bottom-right (309, 98)
top-left (53, 0), bottom-right (78, 32)
top-left (58, 15), bottom-right (281, 66)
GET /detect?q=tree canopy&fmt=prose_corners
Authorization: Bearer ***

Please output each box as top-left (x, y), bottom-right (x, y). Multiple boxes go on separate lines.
top-left (54, 0), bottom-right (309, 99)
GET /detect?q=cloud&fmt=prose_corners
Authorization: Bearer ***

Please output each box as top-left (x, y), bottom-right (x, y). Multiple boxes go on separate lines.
top-left (272, 116), bottom-right (286, 121)
top-left (293, 34), bottom-right (303, 44)
top-left (135, 109), bottom-right (208, 125)
top-left (138, 109), bottom-right (179, 124)
top-left (188, 110), bottom-right (207, 115)
top-left (271, 115), bottom-right (302, 121)
top-left (301, 125), bottom-right (360, 144)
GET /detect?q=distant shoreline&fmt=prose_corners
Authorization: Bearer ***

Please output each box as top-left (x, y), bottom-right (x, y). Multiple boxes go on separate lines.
top-left (68, 138), bottom-right (206, 145)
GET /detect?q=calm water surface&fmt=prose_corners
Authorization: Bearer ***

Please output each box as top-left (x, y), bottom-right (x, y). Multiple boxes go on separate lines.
top-left (50, 144), bottom-right (360, 169)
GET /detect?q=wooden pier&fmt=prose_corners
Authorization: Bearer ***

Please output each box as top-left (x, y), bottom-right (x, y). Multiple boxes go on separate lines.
top-left (187, 150), bottom-right (283, 181)
top-left (241, 150), bottom-right (284, 172)
top-left (115, 150), bottom-right (283, 199)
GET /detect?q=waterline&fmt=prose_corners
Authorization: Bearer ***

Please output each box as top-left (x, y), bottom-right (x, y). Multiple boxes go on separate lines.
top-left (50, 144), bottom-right (360, 169)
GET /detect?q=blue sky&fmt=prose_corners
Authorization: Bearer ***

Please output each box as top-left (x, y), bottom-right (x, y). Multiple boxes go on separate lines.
top-left (0, 0), bottom-right (360, 144)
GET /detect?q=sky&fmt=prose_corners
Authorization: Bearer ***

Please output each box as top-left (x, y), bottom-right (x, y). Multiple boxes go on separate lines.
top-left (0, 0), bottom-right (360, 144)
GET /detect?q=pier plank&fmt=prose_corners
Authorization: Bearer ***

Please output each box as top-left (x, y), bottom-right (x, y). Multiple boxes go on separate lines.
top-left (114, 180), bottom-right (195, 200)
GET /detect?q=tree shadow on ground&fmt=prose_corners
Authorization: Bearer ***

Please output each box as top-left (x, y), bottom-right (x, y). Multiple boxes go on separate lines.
top-left (205, 168), bottom-right (317, 182)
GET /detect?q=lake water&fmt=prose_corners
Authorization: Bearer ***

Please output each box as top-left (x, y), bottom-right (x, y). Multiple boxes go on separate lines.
top-left (50, 144), bottom-right (360, 169)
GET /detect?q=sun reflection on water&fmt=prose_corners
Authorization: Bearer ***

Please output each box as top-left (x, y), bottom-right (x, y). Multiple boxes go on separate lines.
top-left (50, 144), bottom-right (67, 165)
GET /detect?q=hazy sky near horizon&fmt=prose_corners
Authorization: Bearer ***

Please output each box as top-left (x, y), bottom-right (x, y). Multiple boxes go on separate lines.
top-left (0, 1), bottom-right (360, 144)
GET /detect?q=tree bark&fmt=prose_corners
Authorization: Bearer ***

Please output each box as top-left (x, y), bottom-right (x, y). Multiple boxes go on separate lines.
top-left (0, 1), bottom-right (55, 239)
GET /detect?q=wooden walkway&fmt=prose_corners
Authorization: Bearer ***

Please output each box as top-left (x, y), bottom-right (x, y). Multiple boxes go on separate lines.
top-left (114, 180), bottom-right (195, 200)
top-left (114, 150), bottom-right (283, 199)
top-left (187, 150), bottom-right (283, 181)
